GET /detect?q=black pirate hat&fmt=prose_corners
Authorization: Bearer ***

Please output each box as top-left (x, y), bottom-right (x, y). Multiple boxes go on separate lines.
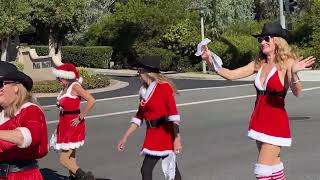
top-left (1, 71), bottom-right (33, 91)
top-left (138, 56), bottom-right (161, 73)
top-left (252, 22), bottom-right (289, 41)
top-left (0, 61), bottom-right (18, 78)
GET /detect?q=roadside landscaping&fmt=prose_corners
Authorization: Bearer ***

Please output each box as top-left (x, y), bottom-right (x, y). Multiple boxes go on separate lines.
top-left (32, 74), bottom-right (111, 93)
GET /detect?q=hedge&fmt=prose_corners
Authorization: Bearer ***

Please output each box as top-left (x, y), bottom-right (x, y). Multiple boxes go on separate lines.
top-left (32, 74), bottom-right (111, 93)
top-left (208, 34), bottom-right (259, 69)
top-left (30, 46), bottom-right (113, 68)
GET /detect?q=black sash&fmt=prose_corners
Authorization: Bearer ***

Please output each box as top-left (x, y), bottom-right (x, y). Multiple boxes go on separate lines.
top-left (0, 160), bottom-right (38, 178)
top-left (257, 90), bottom-right (286, 98)
top-left (146, 116), bottom-right (169, 128)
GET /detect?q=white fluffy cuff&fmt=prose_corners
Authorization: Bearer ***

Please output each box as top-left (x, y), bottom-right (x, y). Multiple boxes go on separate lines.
top-left (16, 127), bottom-right (32, 148)
top-left (131, 117), bottom-right (142, 127)
top-left (168, 115), bottom-right (180, 122)
top-left (255, 164), bottom-right (273, 176)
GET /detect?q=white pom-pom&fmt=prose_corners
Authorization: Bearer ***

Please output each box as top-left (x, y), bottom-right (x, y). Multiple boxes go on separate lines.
top-left (78, 77), bottom-right (83, 84)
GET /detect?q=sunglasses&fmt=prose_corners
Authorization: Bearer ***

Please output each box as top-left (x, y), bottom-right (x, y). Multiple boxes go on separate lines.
top-left (257, 36), bottom-right (272, 43)
top-left (0, 80), bottom-right (17, 89)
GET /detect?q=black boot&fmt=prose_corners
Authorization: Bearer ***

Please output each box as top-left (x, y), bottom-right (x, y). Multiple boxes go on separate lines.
top-left (69, 175), bottom-right (76, 180)
top-left (75, 168), bottom-right (95, 180)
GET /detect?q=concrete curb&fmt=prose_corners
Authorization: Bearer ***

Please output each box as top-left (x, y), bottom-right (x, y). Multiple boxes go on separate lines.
top-left (34, 79), bottom-right (129, 98)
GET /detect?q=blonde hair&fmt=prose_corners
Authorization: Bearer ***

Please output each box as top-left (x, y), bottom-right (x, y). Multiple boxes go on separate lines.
top-left (145, 72), bottom-right (179, 95)
top-left (4, 84), bottom-right (38, 118)
top-left (255, 37), bottom-right (297, 70)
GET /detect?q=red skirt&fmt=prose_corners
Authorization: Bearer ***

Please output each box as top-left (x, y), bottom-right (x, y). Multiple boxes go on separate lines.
top-left (248, 96), bottom-right (291, 147)
top-left (55, 114), bottom-right (86, 150)
top-left (140, 123), bottom-right (175, 156)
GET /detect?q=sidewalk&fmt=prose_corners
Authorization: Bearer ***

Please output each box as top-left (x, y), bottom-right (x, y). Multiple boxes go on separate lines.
top-left (90, 68), bottom-right (320, 81)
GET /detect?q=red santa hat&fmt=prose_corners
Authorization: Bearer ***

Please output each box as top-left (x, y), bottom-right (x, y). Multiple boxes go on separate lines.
top-left (52, 63), bottom-right (83, 83)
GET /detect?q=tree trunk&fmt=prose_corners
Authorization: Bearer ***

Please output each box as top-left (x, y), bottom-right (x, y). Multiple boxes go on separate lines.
top-left (48, 29), bottom-right (56, 57)
top-left (56, 41), bottom-right (62, 61)
top-left (48, 29), bottom-right (63, 66)
top-left (1, 37), bottom-right (9, 61)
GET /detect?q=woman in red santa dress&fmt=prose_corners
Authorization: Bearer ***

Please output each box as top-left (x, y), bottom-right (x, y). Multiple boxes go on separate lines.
top-left (199, 22), bottom-right (316, 180)
top-left (0, 65), bottom-right (48, 180)
top-left (51, 63), bottom-right (96, 180)
top-left (117, 56), bottom-right (183, 180)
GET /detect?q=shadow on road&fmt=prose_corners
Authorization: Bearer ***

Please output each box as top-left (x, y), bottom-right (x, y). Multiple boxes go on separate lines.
top-left (40, 168), bottom-right (68, 179)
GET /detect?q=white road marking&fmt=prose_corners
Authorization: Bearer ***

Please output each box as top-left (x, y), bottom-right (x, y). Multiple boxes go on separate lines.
top-left (46, 86), bottom-right (320, 125)
top-left (42, 84), bottom-right (252, 108)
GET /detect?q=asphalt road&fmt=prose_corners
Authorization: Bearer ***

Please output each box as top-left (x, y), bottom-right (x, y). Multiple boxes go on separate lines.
top-left (37, 76), bottom-right (250, 106)
top-left (38, 78), bottom-right (320, 180)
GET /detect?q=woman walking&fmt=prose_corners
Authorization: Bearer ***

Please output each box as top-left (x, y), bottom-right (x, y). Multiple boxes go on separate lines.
top-left (117, 56), bottom-right (183, 180)
top-left (51, 63), bottom-right (96, 180)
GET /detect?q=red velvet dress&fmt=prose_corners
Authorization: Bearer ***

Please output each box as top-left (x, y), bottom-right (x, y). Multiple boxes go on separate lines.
top-left (131, 81), bottom-right (181, 156)
top-left (248, 66), bottom-right (291, 146)
top-left (0, 103), bottom-right (48, 180)
top-left (54, 82), bottom-right (86, 150)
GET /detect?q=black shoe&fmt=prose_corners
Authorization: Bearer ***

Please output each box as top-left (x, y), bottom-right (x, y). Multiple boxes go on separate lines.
top-left (69, 176), bottom-right (76, 180)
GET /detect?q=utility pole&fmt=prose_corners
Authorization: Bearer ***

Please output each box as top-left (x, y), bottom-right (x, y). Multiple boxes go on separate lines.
top-left (200, 9), bottom-right (207, 74)
top-left (279, 0), bottom-right (286, 29)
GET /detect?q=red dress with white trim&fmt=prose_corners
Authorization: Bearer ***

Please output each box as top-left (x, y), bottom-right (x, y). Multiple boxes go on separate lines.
top-left (54, 82), bottom-right (86, 150)
top-left (0, 103), bottom-right (48, 180)
top-left (131, 81), bottom-right (180, 156)
top-left (248, 66), bottom-right (291, 147)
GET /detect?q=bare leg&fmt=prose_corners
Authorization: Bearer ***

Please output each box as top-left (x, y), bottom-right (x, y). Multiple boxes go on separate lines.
top-left (255, 141), bottom-right (282, 180)
top-left (59, 149), bottom-right (80, 174)
top-left (256, 141), bottom-right (281, 165)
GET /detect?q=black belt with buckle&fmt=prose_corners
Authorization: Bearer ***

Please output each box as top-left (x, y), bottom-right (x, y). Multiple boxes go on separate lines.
top-left (60, 109), bottom-right (80, 116)
top-left (257, 90), bottom-right (286, 98)
top-left (146, 116), bottom-right (169, 128)
top-left (0, 160), bottom-right (38, 178)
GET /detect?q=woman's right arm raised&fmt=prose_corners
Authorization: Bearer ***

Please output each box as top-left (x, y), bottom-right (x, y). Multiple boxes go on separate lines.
top-left (201, 47), bottom-right (256, 80)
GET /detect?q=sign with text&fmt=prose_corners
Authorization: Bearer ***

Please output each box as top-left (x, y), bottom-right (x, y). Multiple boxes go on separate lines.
top-left (33, 61), bottom-right (52, 69)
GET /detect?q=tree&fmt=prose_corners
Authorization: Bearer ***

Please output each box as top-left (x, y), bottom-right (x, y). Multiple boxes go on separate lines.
top-left (190, 0), bottom-right (255, 38)
top-left (31, 0), bottom-right (87, 62)
top-left (66, 0), bottom-right (116, 45)
top-left (310, 0), bottom-right (320, 59)
top-left (254, 0), bottom-right (279, 20)
top-left (0, 0), bottom-right (31, 61)
top-left (86, 0), bottom-right (197, 67)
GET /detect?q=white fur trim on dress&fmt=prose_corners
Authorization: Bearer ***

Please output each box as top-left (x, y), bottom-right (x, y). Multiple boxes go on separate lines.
top-left (54, 141), bottom-right (85, 150)
top-left (248, 129), bottom-right (291, 147)
top-left (142, 81), bottom-right (157, 101)
top-left (131, 117), bottom-right (142, 127)
top-left (140, 148), bottom-right (173, 156)
top-left (16, 127), bottom-right (32, 148)
top-left (52, 68), bottom-right (76, 79)
top-left (168, 115), bottom-right (180, 122)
